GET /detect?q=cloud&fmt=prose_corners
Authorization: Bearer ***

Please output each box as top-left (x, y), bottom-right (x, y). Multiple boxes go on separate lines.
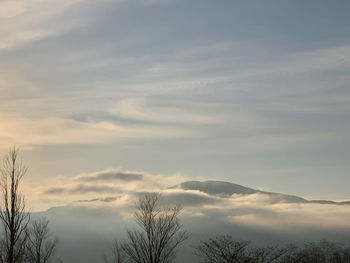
top-left (44, 184), bottom-right (122, 195)
top-left (27, 167), bottom-right (350, 263)
top-left (0, 0), bottom-right (86, 50)
top-left (75, 170), bottom-right (143, 182)
top-left (0, 116), bottom-right (192, 149)
top-left (1, 0), bottom-right (349, 220)
top-left (29, 168), bottom-right (187, 210)
top-left (109, 98), bottom-right (223, 125)
top-left (1, 0), bottom-right (349, 157)
top-left (31, 168), bottom-right (350, 233)
top-left (76, 196), bottom-right (118, 203)
top-left (0, 1), bottom-right (26, 19)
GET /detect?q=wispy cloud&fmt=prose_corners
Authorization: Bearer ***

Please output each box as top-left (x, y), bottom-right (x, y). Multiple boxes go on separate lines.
top-left (76, 170), bottom-right (143, 182)
top-left (0, 116), bottom-right (193, 149)
top-left (1, 0), bottom-right (350, 200)
top-left (109, 98), bottom-right (222, 125)
top-left (27, 168), bottom-right (186, 209)
top-left (0, 0), bottom-right (87, 50)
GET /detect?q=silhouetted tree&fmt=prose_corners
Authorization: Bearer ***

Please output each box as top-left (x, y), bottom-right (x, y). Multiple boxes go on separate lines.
top-left (0, 147), bottom-right (30, 263)
top-left (195, 235), bottom-right (296, 263)
top-left (282, 241), bottom-right (350, 263)
top-left (25, 218), bottom-right (61, 263)
top-left (249, 245), bottom-right (295, 263)
top-left (106, 192), bottom-right (189, 263)
top-left (194, 235), bottom-right (251, 263)
top-left (195, 236), bottom-right (350, 263)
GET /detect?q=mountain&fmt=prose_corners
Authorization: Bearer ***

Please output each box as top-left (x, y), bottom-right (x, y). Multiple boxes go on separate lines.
top-left (170, 180), bottom-right (349, 205)
top-left (33, 180), bottom-right (350, 263)
top-left (169, 180), bottom-right (258, 195)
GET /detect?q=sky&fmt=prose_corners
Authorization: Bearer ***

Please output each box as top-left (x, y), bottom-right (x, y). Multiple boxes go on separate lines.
top-left (1, 0), bottom-right (350, 208)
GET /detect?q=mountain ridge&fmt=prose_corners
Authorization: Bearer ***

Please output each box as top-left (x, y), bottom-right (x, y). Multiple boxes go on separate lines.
top-left (169, 180), bottom-right (350, 205)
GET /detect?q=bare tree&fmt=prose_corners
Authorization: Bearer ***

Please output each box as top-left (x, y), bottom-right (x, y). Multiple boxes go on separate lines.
top-left (249, 245), bottom-right (295, 263)
top-left (107, 192), bottom-right (189, 263)
top-left (0, 146), bottom-right (30, 263)
top-left (282, 241), bottom-right (350, 263)
top-left (194, 235), bottom-right (251, 263)
top-left (25, 218), bottom-right (61, 263)
top-left (195, 235), bottom-right (294, 263)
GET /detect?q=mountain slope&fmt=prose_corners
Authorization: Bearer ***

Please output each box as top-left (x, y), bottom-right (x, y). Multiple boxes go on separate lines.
top-left (33, 180), bottom-right (350, 263)
top-left (170, 180), bottom-right (349, 205)
top-left (169, 180), bottom-right (258, 196)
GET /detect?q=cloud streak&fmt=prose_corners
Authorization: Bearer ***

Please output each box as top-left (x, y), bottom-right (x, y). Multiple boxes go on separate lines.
top-left (44, 184), bottom-right (122, 195)
top-left (75, 170), bottom-right (143, 182)
top-left (1, 0), bottom-right (349, 207)
top-left (0, 0), bottom-right (87, 50)
top-left (0, 116), bottom-right (193, 149)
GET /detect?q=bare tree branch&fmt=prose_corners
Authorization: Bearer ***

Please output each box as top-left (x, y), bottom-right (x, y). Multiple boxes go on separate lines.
top-left (25, 218), bottom-right (61, 263)
top-left (106, 193), bottom-right (188, 263)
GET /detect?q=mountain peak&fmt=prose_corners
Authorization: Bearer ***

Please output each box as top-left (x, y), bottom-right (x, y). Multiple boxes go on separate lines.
top-left (169, 180), bottom-right (258, 196)
top-left (170, 180), bottom-right (350, 205)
